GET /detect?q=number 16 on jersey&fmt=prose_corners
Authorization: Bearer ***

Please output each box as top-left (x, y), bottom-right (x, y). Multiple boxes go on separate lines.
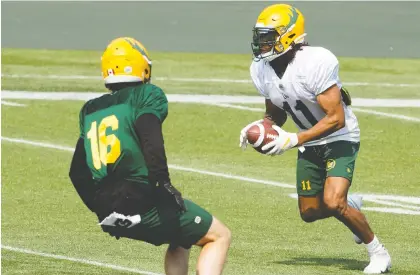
top-left (86, 115), bottom-right (121, 170)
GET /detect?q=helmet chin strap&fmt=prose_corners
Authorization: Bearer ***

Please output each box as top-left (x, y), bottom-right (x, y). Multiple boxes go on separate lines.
top-left (264, 47), bottom-right (293, 62)
top-left (258, 32), bottom-right (307, 62)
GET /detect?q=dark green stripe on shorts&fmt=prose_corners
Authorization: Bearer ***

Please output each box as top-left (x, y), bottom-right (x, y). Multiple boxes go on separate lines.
top-left (296, 140), bottom-right (360, 196)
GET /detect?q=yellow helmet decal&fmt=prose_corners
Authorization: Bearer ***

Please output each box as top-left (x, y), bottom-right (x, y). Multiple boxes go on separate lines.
top-left (287, 7), bottom-right (299, 28)
top-left (123, 38), bottom-right (152, 65)
top-left (275, 6), bottom-right (299, 37)
top-left (282, 7), bottom-right (298, 36)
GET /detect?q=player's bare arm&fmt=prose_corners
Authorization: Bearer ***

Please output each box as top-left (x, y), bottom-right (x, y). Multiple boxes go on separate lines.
top-left (264, 99), bottom-right (287, 127)
top-left (296, 84), bottom-right (345, 145)
top-left (239, 99), bottom-right (288, 150)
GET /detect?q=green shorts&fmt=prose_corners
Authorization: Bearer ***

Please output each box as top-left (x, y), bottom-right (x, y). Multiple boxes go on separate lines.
top-left (296, 140), bottom-right (360, 196)
top-left (102, 199), bottom-right (213, 249)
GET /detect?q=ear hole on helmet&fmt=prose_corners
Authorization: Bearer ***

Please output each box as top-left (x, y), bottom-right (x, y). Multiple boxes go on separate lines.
top-left (278, 26), bottom-right (287, 36)
top-left (116, 66), bottom-right (119, 68)
top-left (288, 33), bottom-right (296, 39)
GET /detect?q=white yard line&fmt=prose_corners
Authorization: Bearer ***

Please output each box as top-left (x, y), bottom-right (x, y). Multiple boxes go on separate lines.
top-left (206, 102), bottom-right (265, 112)
top-left (2, 73), bottom-right (420, 88)
top-left (357, 207), bottom-right (420, 215)
top-left (1, 100), bottom-right (27, 107)
top-left (2, 91), bottom-right (420, 122)
top-left (351, 107), bottom-right (420, 122)
top-left (2, 245), bottom-right (163, 275)
top-left (287, 194), bottom-right (420, 215)
top-left (2, 136), bottom-right (420, 216)
top-left (0, 137), bottom-right (295, 189)
top-left (168, 164), bottom-right (294, 188)
top-left (205, 103), bottom-right (420, 123)
top-left (2, 91), bottom-right (420, 107)
top-left (351, 98), bottom-right (420, 108)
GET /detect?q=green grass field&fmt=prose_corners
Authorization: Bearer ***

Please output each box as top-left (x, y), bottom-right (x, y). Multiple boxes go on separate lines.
top-left (2, 48), bottom-right (420, 275)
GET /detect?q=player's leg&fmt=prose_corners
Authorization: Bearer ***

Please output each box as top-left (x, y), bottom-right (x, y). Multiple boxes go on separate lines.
top-left (298, 194), bottom-right (332, 222)
top-left (172, 199), bottom-right (231, 275)
top-left (195, 216), bottom-right (231, 275)
top-left (95, 182), bottom-right (229, 274)
top-left (297, 146), bottom-right (365, 223)
top-left (323, 176), bottom-right (374, 243)
top-left (164, 244), bottom-right (190, 275)
top-left (298, 189), bottom-right (368, 228)
top-left (347, 194), bottom-right (363, 243)
top-left (297, 146), bottom-right (330, 222)
top-left (322, 142), bottom-right (374, 242)
top-left (324, 177), bottom-right (391, 273)
top-left (322, 141), bottom-right (391, 273)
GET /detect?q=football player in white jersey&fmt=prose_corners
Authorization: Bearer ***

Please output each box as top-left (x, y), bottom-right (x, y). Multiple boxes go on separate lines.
top-left (239, 4), bottom-right (391, 274)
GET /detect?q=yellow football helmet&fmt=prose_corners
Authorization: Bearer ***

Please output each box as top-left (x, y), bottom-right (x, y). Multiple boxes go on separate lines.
top-left (101, 37), bottom-right (152, 84)
top-left (251, 4), bottom-right (306, 61)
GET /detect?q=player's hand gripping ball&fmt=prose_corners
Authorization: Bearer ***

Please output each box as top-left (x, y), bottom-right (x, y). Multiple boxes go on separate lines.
top-left (246, 123), bottom-right (279, 154)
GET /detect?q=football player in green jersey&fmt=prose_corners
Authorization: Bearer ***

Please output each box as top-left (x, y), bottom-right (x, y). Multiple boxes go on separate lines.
top-left (69, 37), bottom-right (231, 275)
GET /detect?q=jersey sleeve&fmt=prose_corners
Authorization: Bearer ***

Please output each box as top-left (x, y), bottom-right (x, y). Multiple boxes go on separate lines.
top-left (250, 61), bottom-right (270, 98)
top-left (132, 85), bottom-right (169, 122)
top-left (78, 102), bottom-right (88, 139)
top-left (305, 49), bottom-right (340, 96)
top-left (134, 113), bottom-right (170, 184)
top-left (69, 137), bottom-right (97, 212)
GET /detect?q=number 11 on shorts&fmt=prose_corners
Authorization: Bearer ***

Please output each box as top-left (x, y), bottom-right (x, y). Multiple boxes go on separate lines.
top-left (301, 180), bottom-right (311, 191)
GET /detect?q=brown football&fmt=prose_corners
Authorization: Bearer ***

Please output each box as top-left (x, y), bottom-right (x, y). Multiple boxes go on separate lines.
top-left (246, 123), bottom-right (279, 154)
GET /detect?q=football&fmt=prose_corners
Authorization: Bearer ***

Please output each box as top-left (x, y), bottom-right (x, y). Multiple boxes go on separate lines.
top-left (246, 123), bottom-right (279, 154)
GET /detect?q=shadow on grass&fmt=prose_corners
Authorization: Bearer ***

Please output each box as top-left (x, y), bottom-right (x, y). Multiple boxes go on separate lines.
top-left (272, 257), bottom-right (367, 271)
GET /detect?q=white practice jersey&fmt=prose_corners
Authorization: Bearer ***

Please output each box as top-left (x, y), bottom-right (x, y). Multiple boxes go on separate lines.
top-left (250, 46), bottom-right (360, 146)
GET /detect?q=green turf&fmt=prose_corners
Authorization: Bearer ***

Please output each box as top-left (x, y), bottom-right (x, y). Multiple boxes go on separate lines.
top-left (2, 48), bottom-right (420, 274)
top-left (2, 98), bottom-right (420, 274)
top-left (2, 100), bottom-right (420, 195)
top-left (2, 48), bottom-right (420, 98)
top-left (1, 249), bottom-right (137, 275)
top-left (362, 107), bottom-right (420, 118)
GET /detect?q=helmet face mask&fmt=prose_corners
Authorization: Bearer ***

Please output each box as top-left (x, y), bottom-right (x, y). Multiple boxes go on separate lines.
top-left (251, 28), bottom-right (283, 61)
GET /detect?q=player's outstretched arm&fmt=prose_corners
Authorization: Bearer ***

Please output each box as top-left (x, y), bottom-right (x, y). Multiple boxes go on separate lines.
top-left (296, 84), bottom-right (345, 145)
top-left (69, 138), bottom-right (97, 212)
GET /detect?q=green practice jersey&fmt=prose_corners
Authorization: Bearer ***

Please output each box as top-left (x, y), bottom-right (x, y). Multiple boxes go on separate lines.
top-left (79, 84), bottom-right (168, 184)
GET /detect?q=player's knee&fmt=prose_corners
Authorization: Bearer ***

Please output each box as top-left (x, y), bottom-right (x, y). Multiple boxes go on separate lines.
top-left (215, 221), bottom-right (232, 246)
top-left (197, 217), bottom-right (231, 247)
top-left (222, 226), bottom-right (232, 245)
top-left (300, 208), bottom-right (320, 223)
top-left (324, 198), bottom-right (347, 216)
